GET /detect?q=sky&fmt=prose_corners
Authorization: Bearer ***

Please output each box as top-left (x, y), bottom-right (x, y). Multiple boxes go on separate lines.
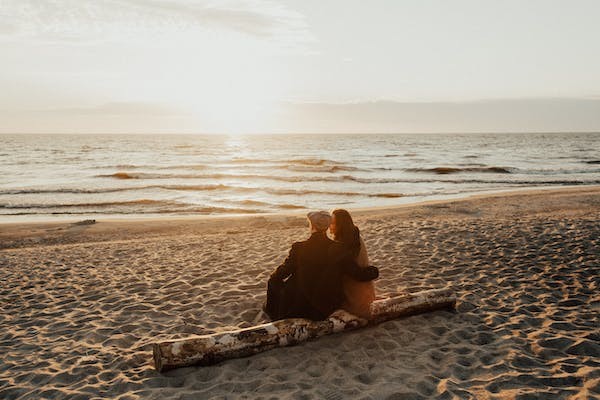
top-left (1, 0), bottom-right (600, 134)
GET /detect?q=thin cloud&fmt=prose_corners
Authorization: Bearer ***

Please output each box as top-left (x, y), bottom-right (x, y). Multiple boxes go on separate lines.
top-left (37, 102), bottom-right (185, 117)
top-left (0, 0), bottom-right (312, 48)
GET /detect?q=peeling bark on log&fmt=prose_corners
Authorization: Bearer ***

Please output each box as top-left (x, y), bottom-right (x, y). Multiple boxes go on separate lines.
top-left (369, 287), bottom-right (456, 323)
top-left (153, 287), bottom-right (455, 372)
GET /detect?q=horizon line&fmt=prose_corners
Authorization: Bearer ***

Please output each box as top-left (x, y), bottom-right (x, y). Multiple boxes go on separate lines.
top-left (3, 131), bottom-right (600, 135)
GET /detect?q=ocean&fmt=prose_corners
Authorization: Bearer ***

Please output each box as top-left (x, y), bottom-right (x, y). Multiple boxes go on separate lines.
top-left (1, 133), bottom-right (599, 221)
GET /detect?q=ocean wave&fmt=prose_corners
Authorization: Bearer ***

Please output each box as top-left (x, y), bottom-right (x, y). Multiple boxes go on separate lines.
top-left (373, 193), bottom-right (404, 198)
top-left (0, 206), bottom-right (263, 216)
top-left (230, 157), bottom-right (344, 166)
top-left (0, 199), bottom-right (183, 209)
top-left (0, 195), bottom-right (305, 214)
top-left (0, 199), bottom-right (264, 215)
top-left (232, 199), bottom-right (306, 209)
top-left (518, 167), bottom-right (600, 175)
top-left (0, 185), bottom-right (407, 203)
top-left (0, 188), bottom-right (122, 195)
top-left (95, 162), bottom-right (595, 175)
top-left (93, 160), bottom-right (366, 173)
top-left (288, 158), bottom-right (344, 166)
top-left (279, 204), bottom-right (307, 209)
top-left (228, 157), bottom-right (271, 164)
top-left (260, 188), bottom-right (403, 198)
top-left (10, 174), bottom-right (600, 199)
top-left (400, 178), bottom-right (600, 185)
top-left (281, 165), bottom-right (360, 173)
top-left (100, 172), bottom-right (138, 179)
top-left (0, 184), bottom-right (404, 198)
top-left (161, 165), bottom-right (208, 170)
top-left (115, 164), bottom-right (145, 169)
top-left (94, 171), bottom-right (415, 184)
top-left (95, 171), bottom-right (360, 182)
top-left (0, 184), bottom-right (235, 195)
top-left (91, 164), bottom-right (209, 170)
top-left (406, 166), bottom-right (514, 174)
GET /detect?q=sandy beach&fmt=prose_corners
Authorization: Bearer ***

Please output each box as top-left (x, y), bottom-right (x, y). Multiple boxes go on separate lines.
top-left (1, 186), bottom-right (599, 399)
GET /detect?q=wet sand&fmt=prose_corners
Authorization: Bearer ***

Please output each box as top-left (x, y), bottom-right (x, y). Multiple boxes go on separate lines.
top-left (1, 187), bottom-right (599, 399)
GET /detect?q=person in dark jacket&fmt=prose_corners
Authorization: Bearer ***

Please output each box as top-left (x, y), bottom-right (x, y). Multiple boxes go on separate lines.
top-left (264, 211), bottom-right (379, 321)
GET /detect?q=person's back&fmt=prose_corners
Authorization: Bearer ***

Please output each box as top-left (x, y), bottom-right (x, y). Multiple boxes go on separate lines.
top-left (290, 231), bottom-right (338, 319)
top-left (296, 234), bottom-right (359, 319)
top-left (331, 209), bottom-right (377, 319)
top-left (341, 236), bottom-right (376, 318)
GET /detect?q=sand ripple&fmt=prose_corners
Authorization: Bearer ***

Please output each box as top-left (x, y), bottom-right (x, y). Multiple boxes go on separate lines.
top-left (1, 189), bottom-right (599, 399)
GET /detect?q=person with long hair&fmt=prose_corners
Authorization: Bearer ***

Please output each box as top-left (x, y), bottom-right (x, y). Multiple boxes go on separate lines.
top-left (330, 209), bottom-right (376, 318)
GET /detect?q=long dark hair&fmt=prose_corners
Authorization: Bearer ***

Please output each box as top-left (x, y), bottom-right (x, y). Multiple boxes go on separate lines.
top-left (332, 209), bottom-right (361, 257)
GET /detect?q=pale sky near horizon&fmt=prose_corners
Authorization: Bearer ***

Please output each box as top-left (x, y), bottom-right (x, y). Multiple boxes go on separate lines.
top-left (1, 0), bottom-right (600, 133)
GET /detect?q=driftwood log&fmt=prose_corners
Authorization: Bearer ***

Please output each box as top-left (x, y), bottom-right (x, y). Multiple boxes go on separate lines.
top-left (153, 287), bottom-right (455, 372)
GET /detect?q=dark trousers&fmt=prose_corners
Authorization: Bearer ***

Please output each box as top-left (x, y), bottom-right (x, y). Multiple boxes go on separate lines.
top-left (266, 277), bottom-right (301, 320)
top-left (264, 278), bottom-right (285, 320)
top-left (264, 277), bottom-right (325, 321)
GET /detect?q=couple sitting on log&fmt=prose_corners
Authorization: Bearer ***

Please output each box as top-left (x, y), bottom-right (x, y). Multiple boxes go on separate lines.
top-left (264, 209), bottom-right (380, 321)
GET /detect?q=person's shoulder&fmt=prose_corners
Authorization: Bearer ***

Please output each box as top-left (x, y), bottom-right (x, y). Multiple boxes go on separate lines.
top-left (327, 240), bottom-right (348, 257)
top-left (290, 239), bottom-right (308, 252)
top-left (328, 239), bottom-right (343, 249)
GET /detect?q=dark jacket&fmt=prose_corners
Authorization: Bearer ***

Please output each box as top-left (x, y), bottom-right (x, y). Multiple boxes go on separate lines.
top-left (265, 231), bottom-right (379, 321)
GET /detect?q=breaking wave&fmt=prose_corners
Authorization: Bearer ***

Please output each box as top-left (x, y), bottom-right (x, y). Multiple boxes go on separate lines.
top-left (0, 185), bottom-right (406, 198)
top-left (231, 157), bottom-right (344, 166)
top-left (0, 199), bottom-right (183, 209)
top-left (406, 166), bottom-right (514, 174)
top-left (94, 171), bottom-right (382, 183)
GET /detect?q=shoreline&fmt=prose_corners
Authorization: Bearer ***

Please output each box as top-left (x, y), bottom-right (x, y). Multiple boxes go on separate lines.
top-left (2, 185), bottom-right (599, 250)
top-left (1, 183), bottom-right (598, 225)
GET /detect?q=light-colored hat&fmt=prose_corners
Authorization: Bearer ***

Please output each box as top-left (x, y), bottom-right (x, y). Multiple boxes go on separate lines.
top-left (307, 210), bottom-right (331, 231)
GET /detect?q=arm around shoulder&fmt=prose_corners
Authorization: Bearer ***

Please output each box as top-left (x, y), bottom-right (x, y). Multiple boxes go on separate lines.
top-left (343, 256), bottom-right (379, 282)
